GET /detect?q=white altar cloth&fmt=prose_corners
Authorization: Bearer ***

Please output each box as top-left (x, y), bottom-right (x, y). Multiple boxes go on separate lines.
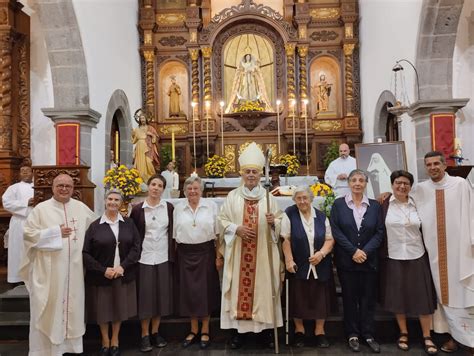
top-left (202, 176), bottom-right (319, 188)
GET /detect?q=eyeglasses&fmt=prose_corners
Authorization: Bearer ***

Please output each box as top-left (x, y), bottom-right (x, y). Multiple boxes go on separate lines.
top-left (55, 184), bottom-right (73, 190)
top-left (394, 181), bottom-right (411, 186)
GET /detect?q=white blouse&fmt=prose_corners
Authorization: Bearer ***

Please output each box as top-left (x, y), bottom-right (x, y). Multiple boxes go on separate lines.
top-left (173, 198), bottom-right (218, 244)
top-left (385, 196), bottom-right (425, 260)
top-left (139, 200), bottom-right (169, 265)
top-left (99, 213), bottom-right (124, 268)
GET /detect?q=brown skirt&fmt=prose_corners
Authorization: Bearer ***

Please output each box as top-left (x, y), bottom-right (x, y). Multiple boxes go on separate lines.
top-left (289, 275), bottom-right (332, 320)
top-left (176, 240), bottom-right (220, 317)
top-left (85, 279), bottom-right (137, 324)
top-left (381, 253), bottom-right (436, 316)
top-left (137, 262), bottom-right (174, 319)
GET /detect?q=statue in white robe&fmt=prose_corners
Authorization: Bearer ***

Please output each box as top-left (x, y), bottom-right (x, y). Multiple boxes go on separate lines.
top-left (20, 174), bottom-right (95, 356)
top-left (2, 166), bottom-right (34, 283)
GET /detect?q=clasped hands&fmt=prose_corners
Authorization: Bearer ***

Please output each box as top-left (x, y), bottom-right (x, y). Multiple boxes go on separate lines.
top-left (60, 224), bottom-right (72, 238)
top-left (236, 213), bottom-right (275, 243)
top-left (352, 248), bottom-right (367, 264)
top-left (104, 266), bottom-right (124, 279)
top-left (285, 251), bottom-right (324, 273)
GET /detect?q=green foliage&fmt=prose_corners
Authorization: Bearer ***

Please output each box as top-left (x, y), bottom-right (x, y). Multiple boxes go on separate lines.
top-left (323, 140), bottom-right (340, 168)
top-left (160, 144), bottom-right (180, 171)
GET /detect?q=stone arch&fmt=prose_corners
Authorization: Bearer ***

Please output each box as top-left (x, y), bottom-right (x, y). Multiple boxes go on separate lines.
top-left (373, 90), bottom-right (397, 140)
top-left (103, 90), bottom-right (133, 174)
top-left (33, 0), bottom-right (90, 108)
top-left (416, 0), bottom-right (465, 100)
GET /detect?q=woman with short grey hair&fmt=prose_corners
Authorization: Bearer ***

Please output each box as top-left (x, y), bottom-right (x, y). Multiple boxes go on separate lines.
top-left (282, 186), bottom-right (335, 348)
top-left (173, 175), bottom-right (220, 349)
top-left (83, 189), bottom-right (141, 356)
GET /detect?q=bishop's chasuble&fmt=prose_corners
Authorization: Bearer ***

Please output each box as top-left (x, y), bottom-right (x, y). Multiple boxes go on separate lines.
top-left (20, 197), bottom-right (95, 355)
top-left (218, 184), bottom-right (283, 333)
top-left (412, 173), bottom-right (474, 347)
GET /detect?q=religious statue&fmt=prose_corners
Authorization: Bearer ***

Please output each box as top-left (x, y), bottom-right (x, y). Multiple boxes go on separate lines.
top-left (316, 73), bottom-right (333, 112)
top-left (131, 108), bottom-right (160, 182)
top-left (167, 76), bottom-right (183, 118)
top-left (226, 53), bottom-right (273, 113)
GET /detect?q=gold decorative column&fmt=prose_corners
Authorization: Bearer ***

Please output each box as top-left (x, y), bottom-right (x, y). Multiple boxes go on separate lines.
top-left (189, 48), bottom-right (200, 103)
top-left (285, 44), bottom-right (296, 101)
top-left (343, 43), bottom-right (355, 116)
top-left (298, 45), bottom-right (309, 101)
top-left (201, 46), bottom-right (212, 102)
top-left (143, 49), bottom-right (156, 120)
top-left (0, 32), bottom-right (13, 151)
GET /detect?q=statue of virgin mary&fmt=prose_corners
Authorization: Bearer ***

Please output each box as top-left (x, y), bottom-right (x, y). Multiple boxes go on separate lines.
top-left (225, 54), bottom-right (273, 113)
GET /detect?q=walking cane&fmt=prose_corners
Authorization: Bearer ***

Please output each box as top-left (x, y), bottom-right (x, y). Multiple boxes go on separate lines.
top-left (285, 274), bottom-right (289, 345)
top-left (264, 148), bottom-right (279, 354)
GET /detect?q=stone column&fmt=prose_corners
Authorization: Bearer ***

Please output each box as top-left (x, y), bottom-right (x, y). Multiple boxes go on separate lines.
top-left (408, 98), bottom-right (469, 180)
top-left (42, 108), bottom-right (101, 167)
top-left (343, 43), bottom-right (355, 117)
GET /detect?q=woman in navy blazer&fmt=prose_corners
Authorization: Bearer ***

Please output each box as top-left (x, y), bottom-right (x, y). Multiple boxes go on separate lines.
top-left (329, 169), bottom-right (384, 353)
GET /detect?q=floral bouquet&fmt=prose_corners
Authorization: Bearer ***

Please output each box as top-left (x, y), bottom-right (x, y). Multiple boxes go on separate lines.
top-left (236, 100), bottom-right (265, 112)
top-left (204, 155), bottom-right (228, 178)
top-left (310, 182), bottom-right (335, 217)
top-left (279, 154), bottom-right (300, 176)
top-left (103, 165), bottom-right (143, 199)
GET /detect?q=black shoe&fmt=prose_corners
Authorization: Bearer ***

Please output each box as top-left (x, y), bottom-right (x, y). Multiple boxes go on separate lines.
top-left (315, 334), bottom-right (330, 348)
top-left (182, 332), bottom-right (198, 348)
top-left (139, 336), bottom-right (153, 353)
top-left (200, 333), bottom-right (211, 349)
top-left (294, 332), bottom-right (305, 348)
top-left (99, 346), bottom-right (109, 356)
top-left (265, 330), bottom-right (275, 349)
top-left (229, 334), bottom-right (244, 349)
top-left (109, 346), bottom-right (120, 356)
top-left (151, 333), bottom-right (167, 348)
top-left (365, 338), bottom-right (381, 353)
top-left (348, 337), bottom-right (360, 352)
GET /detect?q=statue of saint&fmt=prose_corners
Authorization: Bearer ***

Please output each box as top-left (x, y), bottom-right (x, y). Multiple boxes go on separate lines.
top-left (316, 73), bottom-right (333, 112)
top-left (131, 108), bottom-right (160, 182)
top-left (167, 76), bottom-right (182, 118)
top-left (226, 54), bottom-right (273, 113)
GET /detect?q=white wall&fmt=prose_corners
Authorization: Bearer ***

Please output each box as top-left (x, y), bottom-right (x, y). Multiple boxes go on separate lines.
top-left (453, 0), bottom-right (474, 164)
top-left (72, 0), bottom-right (142, 211)
top-left (359, 0), bottom-right (422, 143)
top-left (21, 1), bottom-right (56, 166)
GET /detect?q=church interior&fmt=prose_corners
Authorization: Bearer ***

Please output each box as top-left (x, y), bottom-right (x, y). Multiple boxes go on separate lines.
top-left (0, 0), bottom-right (473, 352)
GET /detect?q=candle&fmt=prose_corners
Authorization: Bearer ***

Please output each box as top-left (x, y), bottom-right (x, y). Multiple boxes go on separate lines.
top-left (205, 100), bottom-right (210, 158)
top-left (191, 101), bottom-right (197, 172)
top-left (191, 171), bottom-right (198, 177)
top-left (115, 130), bottom-right (119, 163)
top-left (220, 101), bottom-right (225, 155)
top-left (171, 129), bottom-right (175, 161)
top-left (302, 99), bottom-right (309, 175)
top-left (290, 99), bottom-right (296, 155)
top-left (454, 137), bottom-right (461, 147)
top-left (276, 99), bottom-right (281, 156)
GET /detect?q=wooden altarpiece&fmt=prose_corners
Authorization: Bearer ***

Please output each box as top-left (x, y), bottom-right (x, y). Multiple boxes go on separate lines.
top-left (138, 0), bottom-right (362, 179)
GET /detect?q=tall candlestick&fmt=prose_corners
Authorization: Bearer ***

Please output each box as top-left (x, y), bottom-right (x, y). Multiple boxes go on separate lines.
top-left (171, 129), bottom-right (175, 161)
top-left (220, 101), bottom-right (225, 155)
top-left (115, 130), bottom-right (119, 163)
top-left (205, 100), bottom-right (210, 158)
top-left (191, 101), bottom-right (197, 172)
top-left (276, 99), bottom-right (281, 156)
top-left (303, 99), bottom-right (309, 175)
top-left (290, 99), bottom-right (296, 155)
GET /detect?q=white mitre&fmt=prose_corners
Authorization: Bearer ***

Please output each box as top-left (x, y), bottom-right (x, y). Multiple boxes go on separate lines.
top-left (239, 142), bottom-right (265, 172)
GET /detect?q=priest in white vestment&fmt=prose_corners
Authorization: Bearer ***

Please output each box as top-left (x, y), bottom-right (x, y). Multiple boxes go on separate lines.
top-left (324, 143), bottom-right (356, 197)
top-left (2, 165), bottom-right (34, 284)
top-left (20, 174), bottom-right (95, 356)
top-left (411, 152), bottom-right (474, 351)
top-left (218, 142), bottom-right (283, 349)
top-left (161, 161), bottom-right (179, 199)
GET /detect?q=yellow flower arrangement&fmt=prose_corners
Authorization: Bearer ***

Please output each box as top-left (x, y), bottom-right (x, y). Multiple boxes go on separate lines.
top-left (204, 155), bottom-right (228, 178)
top-left (279, 154), bottom-right (300, 176)
top-left (103, 165), bottom-right (143, 199)
top-left (310, 182), bottom-right (335, 217)
top-left (236, 100), bottom-right (264, 113)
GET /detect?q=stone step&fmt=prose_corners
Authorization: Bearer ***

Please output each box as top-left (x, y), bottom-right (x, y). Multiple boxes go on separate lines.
top-left (0, 285), bottom-right (29, 312)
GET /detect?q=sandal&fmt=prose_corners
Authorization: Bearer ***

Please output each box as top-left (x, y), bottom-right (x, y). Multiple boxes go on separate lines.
top-left (397, 332), bottom-right (409, 351)
top-left (423, 336), bottom-right (438, 355)
top-left (182, 332), bottom-right (198, 348)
